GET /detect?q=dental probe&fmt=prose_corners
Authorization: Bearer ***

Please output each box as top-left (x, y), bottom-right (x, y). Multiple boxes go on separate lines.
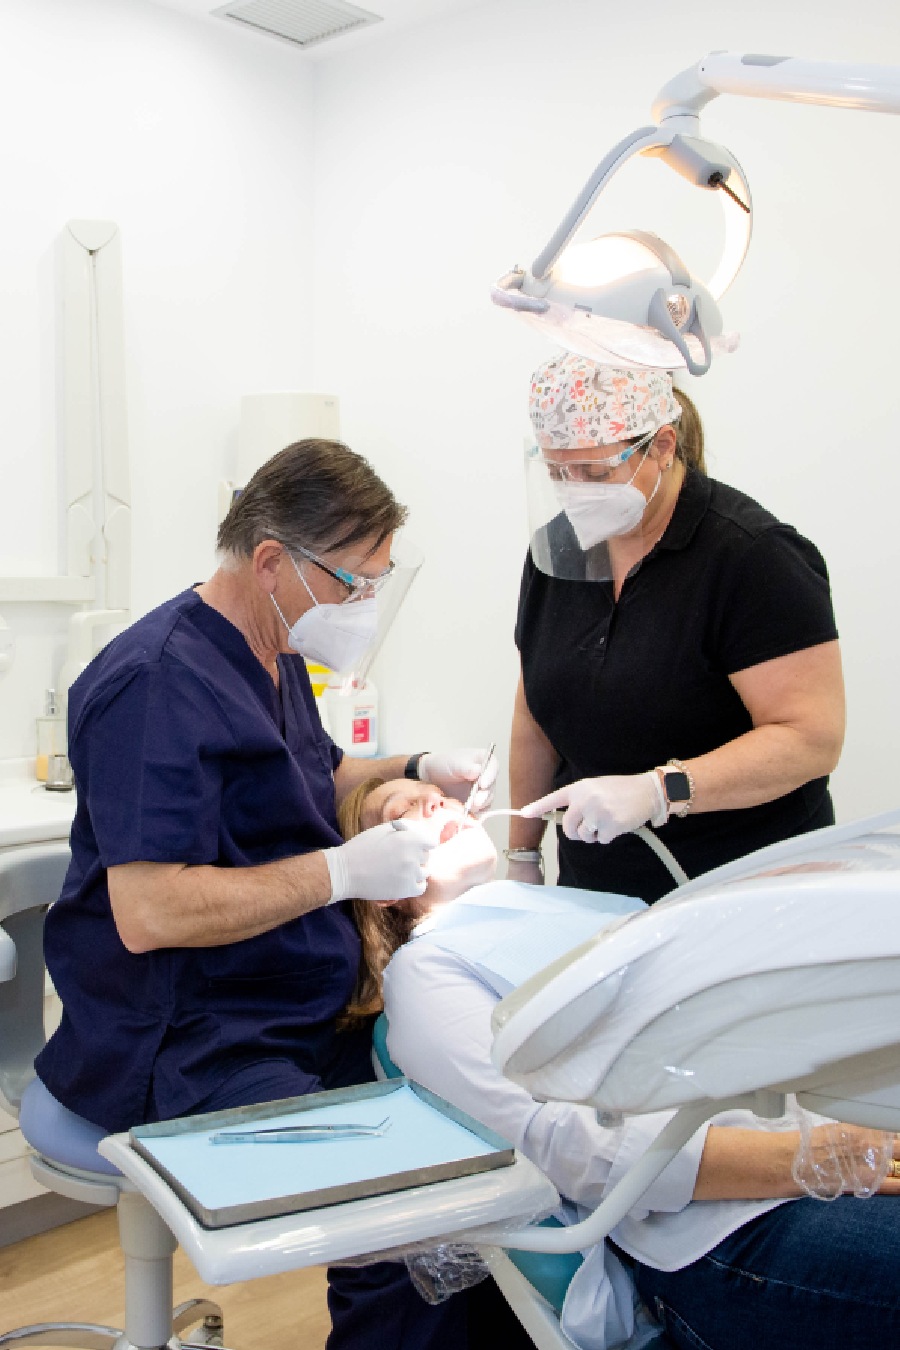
top-left (462, 743), bottom-right (496, 823)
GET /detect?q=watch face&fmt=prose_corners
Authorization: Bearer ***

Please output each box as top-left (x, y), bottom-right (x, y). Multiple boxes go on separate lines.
top-left (665, 770), bottom-right (691, 804)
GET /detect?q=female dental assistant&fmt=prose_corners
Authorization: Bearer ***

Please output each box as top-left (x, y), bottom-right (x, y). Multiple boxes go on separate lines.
top-left (508, 355), bottom-right (845, 900)
top-left (34, 438), bottom-right (497, 1350)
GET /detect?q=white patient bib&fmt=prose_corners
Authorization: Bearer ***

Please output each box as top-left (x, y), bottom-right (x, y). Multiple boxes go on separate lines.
top-left (414, 881), bottom-right (646, 994)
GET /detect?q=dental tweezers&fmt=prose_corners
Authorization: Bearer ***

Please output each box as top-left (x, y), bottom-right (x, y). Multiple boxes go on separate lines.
top-left (209, 1116), bottom-right (391, 1145)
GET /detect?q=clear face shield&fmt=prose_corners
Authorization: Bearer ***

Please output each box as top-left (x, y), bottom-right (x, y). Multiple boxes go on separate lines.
top-left (327, 533), bottom-right (424, 688)
top-left (525, 432), bottom-right (659, 582)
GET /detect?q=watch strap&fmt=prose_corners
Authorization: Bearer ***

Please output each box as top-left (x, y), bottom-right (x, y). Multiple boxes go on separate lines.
top-left (404, 752), bottom-right (429, 781)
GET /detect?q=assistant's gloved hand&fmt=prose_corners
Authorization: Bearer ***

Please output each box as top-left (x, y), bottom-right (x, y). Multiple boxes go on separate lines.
top-left (419, 748), bottom-right (498, 812)
top-left (325, 820), bottom-right (439, 904)
top-left (521, 772), bottom-right (666, 845)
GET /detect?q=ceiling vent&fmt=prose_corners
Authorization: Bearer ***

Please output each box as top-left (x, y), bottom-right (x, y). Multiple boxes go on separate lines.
top-left (212, 0), bottom-right (383, 48)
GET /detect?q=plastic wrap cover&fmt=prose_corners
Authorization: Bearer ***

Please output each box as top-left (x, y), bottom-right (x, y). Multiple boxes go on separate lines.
top-left (510, 301), bottom-right (740, 372)
top-left (492, 829), bottom-right (900, 1115)
top-left (791, 1100), bottom-right (892, 1200)
top-left (405, 1245), bottom-right (491, 1302)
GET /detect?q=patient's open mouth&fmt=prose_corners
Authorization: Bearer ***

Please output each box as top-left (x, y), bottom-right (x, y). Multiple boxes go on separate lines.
top-left (439, 820), bottom-right (462, 844)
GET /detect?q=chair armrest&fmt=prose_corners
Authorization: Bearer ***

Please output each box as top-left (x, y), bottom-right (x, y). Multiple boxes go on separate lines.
top-left (0, 841), bottom-right (71, 1115)
top-left (0, 841), bottom-right (71, 923)
top-left (0, 925), bottom-right (15, 983)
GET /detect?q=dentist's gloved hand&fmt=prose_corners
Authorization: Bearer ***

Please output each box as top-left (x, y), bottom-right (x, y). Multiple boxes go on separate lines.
top-left (521, 772), bottom-right (667, 845)
top-left (325, 820), bottom-right (440, 904)
top-left (419, 748), bottom-right (498, 812)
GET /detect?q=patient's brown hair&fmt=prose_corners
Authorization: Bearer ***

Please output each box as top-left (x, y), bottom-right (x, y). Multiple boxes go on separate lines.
top-left (336, 778), bottom-right (419, 1030)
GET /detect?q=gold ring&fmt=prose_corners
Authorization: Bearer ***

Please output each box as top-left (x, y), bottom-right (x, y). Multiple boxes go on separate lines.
top-left (890, 1159), bottom-right (900, 1179)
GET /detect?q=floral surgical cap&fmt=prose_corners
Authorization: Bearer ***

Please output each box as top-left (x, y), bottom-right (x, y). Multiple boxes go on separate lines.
top-left (529, 352), bottom-right (681, 450)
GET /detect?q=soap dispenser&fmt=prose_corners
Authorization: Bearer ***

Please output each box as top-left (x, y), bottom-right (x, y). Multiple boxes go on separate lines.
top-left (35, 689), bottom-right (66, 783)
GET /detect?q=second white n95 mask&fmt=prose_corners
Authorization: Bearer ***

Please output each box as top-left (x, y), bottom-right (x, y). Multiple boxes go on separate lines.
top-left (285, 595), bottom-right (378, 673)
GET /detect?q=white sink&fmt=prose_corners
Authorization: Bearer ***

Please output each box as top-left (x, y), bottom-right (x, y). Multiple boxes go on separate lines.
top-left (0, 760), bottom-right (76, 849)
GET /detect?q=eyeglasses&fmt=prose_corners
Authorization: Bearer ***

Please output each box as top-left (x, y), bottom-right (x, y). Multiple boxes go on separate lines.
top-left (542, 429), bottom-right (655, 483)
top-left (292, 544), bottom-right (395, 599)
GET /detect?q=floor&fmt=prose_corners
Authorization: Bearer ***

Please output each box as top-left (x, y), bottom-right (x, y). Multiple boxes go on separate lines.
top-left (0, 1208), bottom-right (332, 1348)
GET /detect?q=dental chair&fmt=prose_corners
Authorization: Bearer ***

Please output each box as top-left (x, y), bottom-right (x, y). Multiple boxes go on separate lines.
top-left (48, 812), bottom-right (900, 1350)
top-left (0, 841), bottom-right (224, 1350)
top-left (485, 808), bottom-right (900, 1266)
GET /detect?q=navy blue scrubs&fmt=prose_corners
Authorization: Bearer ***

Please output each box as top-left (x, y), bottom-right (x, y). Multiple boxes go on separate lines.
top-left (35, 588), bottom-right (369, 1128)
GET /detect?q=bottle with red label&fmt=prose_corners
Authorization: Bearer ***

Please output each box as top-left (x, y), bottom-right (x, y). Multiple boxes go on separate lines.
top-left (325, 677), bottom-right (378, 757)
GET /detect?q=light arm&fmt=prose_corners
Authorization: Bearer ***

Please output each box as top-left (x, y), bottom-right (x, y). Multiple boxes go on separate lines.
top-left (653, 52), bottom-right (900, 128)
top-left (493, 49), bottom-right (900, 375)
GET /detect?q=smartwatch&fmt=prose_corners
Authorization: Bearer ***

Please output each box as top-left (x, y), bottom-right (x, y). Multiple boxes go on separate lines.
top-left (658, 761), bottom-right (693, 818)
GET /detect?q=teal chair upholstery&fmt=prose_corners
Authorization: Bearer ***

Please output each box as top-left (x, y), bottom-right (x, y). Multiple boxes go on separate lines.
top-left (371, 1013), bottom-right (584, 1315)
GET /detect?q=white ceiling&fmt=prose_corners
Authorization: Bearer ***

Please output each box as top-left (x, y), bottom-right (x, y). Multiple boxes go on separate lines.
top-left (140, 0), bottom-right (495, 60)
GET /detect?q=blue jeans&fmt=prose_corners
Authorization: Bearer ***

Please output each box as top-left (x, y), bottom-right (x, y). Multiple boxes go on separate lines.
top-left (633, 1196), bottom-right (900, 1350)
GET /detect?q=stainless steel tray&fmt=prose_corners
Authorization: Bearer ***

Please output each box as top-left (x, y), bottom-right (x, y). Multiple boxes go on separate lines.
top-left (129, 1077), bottom-right (515, 1229)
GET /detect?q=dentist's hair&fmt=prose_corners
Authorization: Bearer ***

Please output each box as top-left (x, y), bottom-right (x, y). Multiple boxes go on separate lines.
top-left (217, 438), bottom-right (407, 562)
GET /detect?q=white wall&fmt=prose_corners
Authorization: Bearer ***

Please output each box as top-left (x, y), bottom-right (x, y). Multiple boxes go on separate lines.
top-left (0, 0), bottom-right (317, 758)
top-left (3, 0), bottom-right (899, 827)
top-left (311, 0), bottom-right (900, 821)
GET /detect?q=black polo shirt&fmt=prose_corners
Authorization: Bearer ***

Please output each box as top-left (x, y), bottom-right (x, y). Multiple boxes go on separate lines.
top-left (515, 469), bottom-right (839, 901)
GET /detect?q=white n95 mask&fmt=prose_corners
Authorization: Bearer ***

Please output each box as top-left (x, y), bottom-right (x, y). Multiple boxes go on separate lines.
top-left (553, 451), bottom-right (661, 552)
top-left (555, 480), bottom-right (648, 550)
top-left (272, 571), bottom-right (378, 673)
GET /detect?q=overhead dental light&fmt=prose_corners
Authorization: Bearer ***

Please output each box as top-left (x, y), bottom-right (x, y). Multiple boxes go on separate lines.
top-left (492, 52), bottom-right (900, 375)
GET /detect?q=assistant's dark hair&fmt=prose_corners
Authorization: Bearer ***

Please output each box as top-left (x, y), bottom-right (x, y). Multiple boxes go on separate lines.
top-left (672, 388), bottom-right (706, 474)
top-left (217, 439), bottom-right (407, 561)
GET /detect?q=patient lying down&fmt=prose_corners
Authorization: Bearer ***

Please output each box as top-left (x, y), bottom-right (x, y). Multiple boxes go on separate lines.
top-left (336, 777), bottom-right (497, 1026)
top-left (340, 780), bottom-right (900, 1350)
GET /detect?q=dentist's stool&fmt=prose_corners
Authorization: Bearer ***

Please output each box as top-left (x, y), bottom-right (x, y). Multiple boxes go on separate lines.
top-left (0, 841), bottom-right (224, 1350)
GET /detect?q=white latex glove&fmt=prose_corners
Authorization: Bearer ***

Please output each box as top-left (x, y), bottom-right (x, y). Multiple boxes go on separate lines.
top-left (521, 772), bottom-right (666, 845)
top-left (325, 820), bottom-right (440, 904)
top-left (419, 748), bottom-right (498, 813)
